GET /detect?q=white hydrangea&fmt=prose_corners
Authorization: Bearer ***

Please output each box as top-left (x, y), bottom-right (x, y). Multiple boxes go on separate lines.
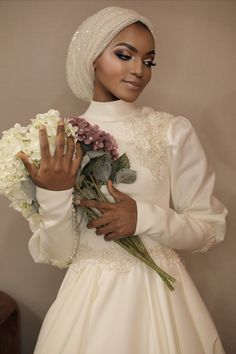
top-left (0, 109), bottom-right (77, 228)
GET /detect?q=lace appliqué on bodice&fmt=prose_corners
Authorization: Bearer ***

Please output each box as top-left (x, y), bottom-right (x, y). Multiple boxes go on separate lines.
top-left (71, 241), bottom-right (181, 274)
top-left (123, 107), bottom-right (173, 184)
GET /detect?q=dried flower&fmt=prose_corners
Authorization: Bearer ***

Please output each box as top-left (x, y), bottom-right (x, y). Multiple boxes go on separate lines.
top-left (68, 117), bottom-right (118, 159)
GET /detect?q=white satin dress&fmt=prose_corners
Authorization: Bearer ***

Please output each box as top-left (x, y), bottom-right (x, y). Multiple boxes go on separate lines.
top-left (29, 99), bottom-right (227, 354)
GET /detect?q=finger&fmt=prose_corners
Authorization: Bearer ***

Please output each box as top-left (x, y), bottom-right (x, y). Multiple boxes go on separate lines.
top-left (78, 198), bottom-right (112, 211)
top-left (87, 214), bottom-right (113, 229)
top-left (104, 232), bottom-right (118, 241)
top-left (54, 121), bottom-right (65, 161)
top-left (16, 152), bottom-right (38, 179)
top-left (71, 143), bottom-right (83, 175)
top-left (95, 223), bottom-right (116, 236)
top-left (107, 180), bottom-right (127, 202)
top-left (39, 126), bottom-right (51, 160)
top-left (65, 136), bottom-right (75, 162)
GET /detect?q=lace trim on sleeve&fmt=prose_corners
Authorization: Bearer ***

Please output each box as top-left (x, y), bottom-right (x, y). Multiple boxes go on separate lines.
top-left (37, 255), bottom-right (71, 269)
top-left (193, 223), bottom-right (218, 253)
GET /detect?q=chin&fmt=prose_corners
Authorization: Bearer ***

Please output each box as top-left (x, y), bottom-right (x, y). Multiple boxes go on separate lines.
top-left (124, 98), bottom-right (137, 103)
top-left (117, 92), bottom-right (141, 103)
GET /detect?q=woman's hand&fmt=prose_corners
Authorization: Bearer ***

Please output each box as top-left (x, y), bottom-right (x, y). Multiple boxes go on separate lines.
top-left (78, 180), bottom-right (137, 241)
top-left (16, 121), bottom-right (83, 191)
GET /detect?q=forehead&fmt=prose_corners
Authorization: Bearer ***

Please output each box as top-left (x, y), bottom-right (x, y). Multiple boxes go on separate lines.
top-left (107, 22), bottom-right (155, 52)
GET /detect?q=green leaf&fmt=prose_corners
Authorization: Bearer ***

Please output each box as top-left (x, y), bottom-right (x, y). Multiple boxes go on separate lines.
top-left (32, 200), bottom-right (40, 212)
top-left (93, 161), bottom-right (111, 183)
top-left (21, 178), bottom-right (37, 201)
top-left (79, 154), bottom-right (90, 173)
top-left (83, 153), bottom-right (112, 183)
top-left (115, 168), bottom-right (137, 184)
top-left (87, 150), bottom-right (106, 159)
top-left (117, 153), bottom-right (130, 169)
top-left (110, 153), bottom-right (130, 181)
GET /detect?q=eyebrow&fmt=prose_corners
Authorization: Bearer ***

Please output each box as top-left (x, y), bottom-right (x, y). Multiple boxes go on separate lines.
top-left (113, 42), bottom-right (155, 56)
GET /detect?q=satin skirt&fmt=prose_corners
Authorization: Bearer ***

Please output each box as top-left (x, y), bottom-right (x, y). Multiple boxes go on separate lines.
top-left (33, 260), bottom-right (225, 354)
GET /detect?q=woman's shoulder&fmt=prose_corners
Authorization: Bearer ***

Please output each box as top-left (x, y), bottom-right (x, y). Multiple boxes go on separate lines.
top-left (138, 105), bottom-right (191, 125)
top-left (136, 106), bottom-right (197, 145)
top-left (137, 106), bottom-right (193, 129)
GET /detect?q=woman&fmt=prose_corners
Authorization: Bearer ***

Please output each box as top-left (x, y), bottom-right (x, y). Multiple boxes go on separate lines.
top-left (17, 6), bottom-right (227, 354)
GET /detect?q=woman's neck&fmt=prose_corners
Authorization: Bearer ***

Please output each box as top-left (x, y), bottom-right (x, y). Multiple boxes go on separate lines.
top-left (81, 98), bottom-right (137, 122)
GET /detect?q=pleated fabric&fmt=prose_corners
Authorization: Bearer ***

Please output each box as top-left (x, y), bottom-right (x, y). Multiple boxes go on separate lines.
top-left (34, 262), bottom-right (224, 354)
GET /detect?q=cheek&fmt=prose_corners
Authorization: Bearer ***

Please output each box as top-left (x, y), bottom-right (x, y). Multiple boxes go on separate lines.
top-left (144, 70), bottom-right (152, 86)
top-left (95, 56), bottom-right (124, 82)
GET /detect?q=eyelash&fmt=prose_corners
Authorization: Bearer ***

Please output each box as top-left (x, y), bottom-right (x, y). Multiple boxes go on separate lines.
top-left (115, 53), bottom-right (157, 68)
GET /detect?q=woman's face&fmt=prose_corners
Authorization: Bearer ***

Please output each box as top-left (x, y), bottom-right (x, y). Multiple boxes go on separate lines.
top-left (93, 22), bottom-right (156, 102)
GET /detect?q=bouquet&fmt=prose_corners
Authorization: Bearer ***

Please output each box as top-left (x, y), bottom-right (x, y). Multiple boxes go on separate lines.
top-left (0, 110), bottom-right (175, 290)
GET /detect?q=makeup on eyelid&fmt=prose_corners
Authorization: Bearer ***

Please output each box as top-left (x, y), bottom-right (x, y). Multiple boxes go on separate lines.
top-left (114, 52), bottom-right (157, 67)
top-left (113, 42), bottom-right (155, 55)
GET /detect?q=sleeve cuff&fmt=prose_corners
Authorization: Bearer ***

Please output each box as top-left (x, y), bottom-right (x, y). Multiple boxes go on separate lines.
top-left (135, 199), bottom-right (161, 236)
top-left (36, 186), bottom-right (73, 216)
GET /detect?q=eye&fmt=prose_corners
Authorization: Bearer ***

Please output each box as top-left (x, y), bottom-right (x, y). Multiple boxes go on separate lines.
top-left (115, 52), bottom-right (157, 68)
top-left (115, 53), bottom-right (132, 61)
top-left (144, 60), bottom-right (157, 68)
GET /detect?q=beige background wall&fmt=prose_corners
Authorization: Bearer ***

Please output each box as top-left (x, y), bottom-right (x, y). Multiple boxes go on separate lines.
top-left (0, 1), bottom-right (235, 353)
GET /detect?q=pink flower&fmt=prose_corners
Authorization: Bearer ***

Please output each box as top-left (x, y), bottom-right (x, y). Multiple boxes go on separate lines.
top-left (68, 117), bottom-right (119, 160)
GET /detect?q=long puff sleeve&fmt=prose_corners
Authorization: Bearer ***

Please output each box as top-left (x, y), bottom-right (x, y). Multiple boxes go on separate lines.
top-left (135, 116), bottom-right (227, 251)
top-left (28, 187), bottom-right (79, 268)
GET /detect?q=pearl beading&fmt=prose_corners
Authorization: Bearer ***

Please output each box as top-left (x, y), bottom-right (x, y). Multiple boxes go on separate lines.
top-left (34, 202), bottom-right (81, 269)
top-left (68, 202), bottom-right (80, 265)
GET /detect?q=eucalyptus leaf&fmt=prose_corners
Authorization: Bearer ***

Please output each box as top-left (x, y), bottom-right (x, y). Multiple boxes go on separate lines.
top-left (93, 162), bottom-right (111, 183)
top-left (117, 153), bottom-right (130, 169)
top-left (79, 187), bottom-right (97, 199)
top-left (21, 178), bottom-right (37, 201)
top-left (79, 154), bottom-right (90, 171)
top-left (115, 168), bottom-right (137, 184)
top-left (83, 153), bottom-right (112, 180)
top-left (87, 150), bottom-right (106, 159)
top-left (32, 200), bottom-right (40, 212)
top-left (110, 153), bottom-right (130, 181)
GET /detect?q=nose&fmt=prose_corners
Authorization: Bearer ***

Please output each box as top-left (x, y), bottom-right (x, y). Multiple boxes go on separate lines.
top-left (129, 58), bottom-right (143, 77)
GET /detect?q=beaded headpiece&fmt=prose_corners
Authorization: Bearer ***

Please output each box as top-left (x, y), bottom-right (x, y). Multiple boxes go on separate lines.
top-left (66, 6), bottom-right (155, 102)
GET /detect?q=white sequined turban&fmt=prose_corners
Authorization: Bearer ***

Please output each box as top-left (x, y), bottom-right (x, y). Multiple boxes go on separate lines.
top-left (66, 6), bottom-right (155, 102)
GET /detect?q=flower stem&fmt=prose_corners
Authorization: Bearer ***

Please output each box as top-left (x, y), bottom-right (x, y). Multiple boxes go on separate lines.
top-left (115, 239), bottom-right (175, 291)
top-left (89, 173), bottom-right (110, 202)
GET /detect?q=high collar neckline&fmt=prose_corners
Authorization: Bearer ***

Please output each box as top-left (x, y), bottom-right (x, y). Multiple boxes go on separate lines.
top-left (81, 99), bottom-right (137, 122)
